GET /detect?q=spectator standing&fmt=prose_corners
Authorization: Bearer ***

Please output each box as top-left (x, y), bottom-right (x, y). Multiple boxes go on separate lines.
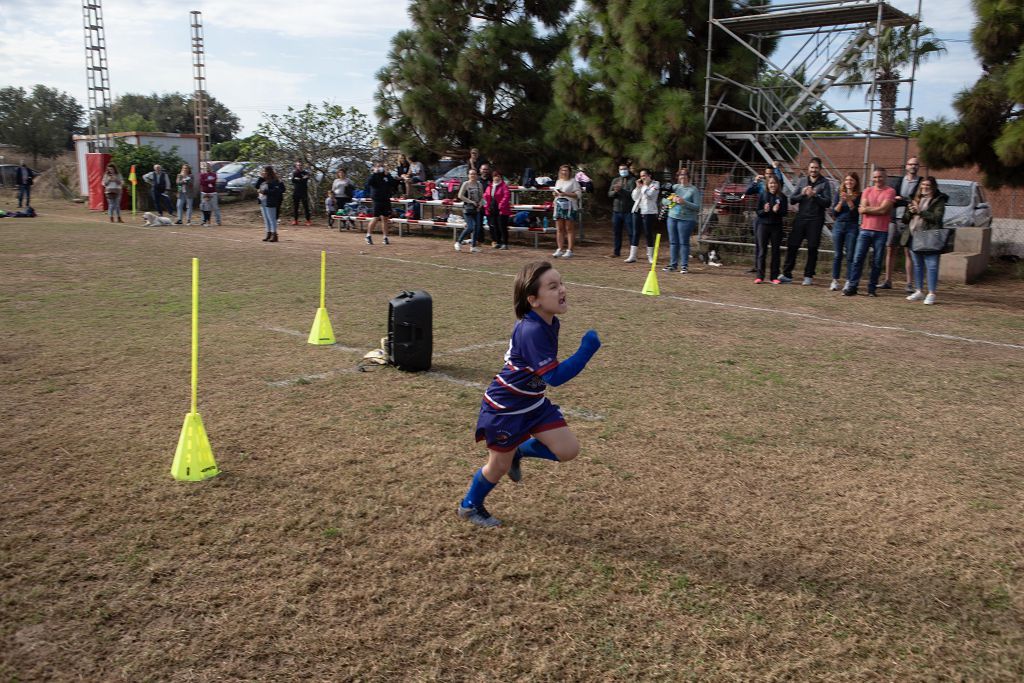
top-left (256, 165), bottom-right (285, 243)
top-left (664, 167), bottom-right (701, 273)
top-left (143, 164), bottom-right (173, 216)
top-left (174, 164), bottom-right (194, 225)
top-left (551, 164), bottom-right (582, 258)
top-left (15, 162), bottom-right (35, 208)
top-left (626, 168), bottom-right (659, 264)
top-left (902, 176), bottom-right (948, 305)
top-left (198, 162), bottom-right (220, 226)
top-left (744, 162), bottom-right (786, 273)
top-left (290, 162), bottom-right (312, 225)
top-left (331, 169), bottom-right (354, 213)
top-left (607, 163), bottom-right (636, 258)
top-left (325, 194), bottom-right (337, 228)
top-left (102, 163), bottom-right (123, 223)
top-left (467, 148), bottom-right (487, 176)
top-left (365, 162), bottom-right (399, 245)
top-left (455, 168), bottom-right (484, 252)
top-left (781, 157), bottom-right (832, 285)
top-left (830, 172), bottom-right (861, 291)
top-left (753, 174), bottom-right (788, 283)
top-left (888, 157), bottom-right (922, 292)
top-left (845, 167), bottom-right (896, 296)
top-left (483, 169), bottom-right (512, 250)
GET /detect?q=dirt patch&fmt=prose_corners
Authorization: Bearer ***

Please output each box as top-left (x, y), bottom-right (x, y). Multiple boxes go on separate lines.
top-left (2, 196), bottom-right (1023, 681)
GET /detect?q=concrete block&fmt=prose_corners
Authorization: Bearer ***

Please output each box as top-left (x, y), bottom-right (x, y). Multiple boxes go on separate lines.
top-left (940, 251), bottom-right (988, 284)
top-left (953, 226), bottom-right (991, 254)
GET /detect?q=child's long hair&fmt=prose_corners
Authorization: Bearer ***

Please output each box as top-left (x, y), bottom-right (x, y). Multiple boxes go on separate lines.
top-left (514, 261), bottom-right (553, 319)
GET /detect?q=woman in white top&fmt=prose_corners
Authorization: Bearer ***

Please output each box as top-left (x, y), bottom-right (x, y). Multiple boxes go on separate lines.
top-left (103, 163), bottom-right (123, 223)
top-left (551, 164), bottom-right (582, 258)
top-left (627, 168), bottom-right (660, 263)
top-left (332, 169), bottom-right (354, 210)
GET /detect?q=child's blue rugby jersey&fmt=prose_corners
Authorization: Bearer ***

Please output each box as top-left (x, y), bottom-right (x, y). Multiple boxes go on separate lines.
top-left (482, 311), bottom-right (560, 413)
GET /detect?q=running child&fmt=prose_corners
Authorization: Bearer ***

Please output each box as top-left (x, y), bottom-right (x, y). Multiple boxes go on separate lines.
top-left (458, 261), bottom-right (602, 528)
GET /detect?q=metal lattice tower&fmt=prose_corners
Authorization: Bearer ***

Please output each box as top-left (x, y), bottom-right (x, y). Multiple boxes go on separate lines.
top-left (82, 0), bottom-right (112, 152)
top-left (702, 0), bottom-right (921, 186)
top-left (190, 11), bottom-right (210, 163)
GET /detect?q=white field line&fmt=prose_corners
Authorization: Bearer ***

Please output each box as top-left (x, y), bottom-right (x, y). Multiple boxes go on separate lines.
top-left (38, 213), bottom-right (1024, 352)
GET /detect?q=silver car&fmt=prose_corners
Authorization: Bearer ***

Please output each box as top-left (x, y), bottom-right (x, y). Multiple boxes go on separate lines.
top-left (936, 179), bottom-right (992, 228)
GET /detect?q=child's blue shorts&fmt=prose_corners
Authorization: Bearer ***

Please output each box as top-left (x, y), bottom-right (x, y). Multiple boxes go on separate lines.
top-left (475, 398), bottom-right (567, 452)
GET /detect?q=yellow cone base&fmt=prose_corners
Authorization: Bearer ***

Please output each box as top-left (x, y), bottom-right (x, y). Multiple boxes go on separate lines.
top-left (307, 307), bottom-right (336, 345)
top-left (170, 412), bottom-right (220, 481)
top-left (642, 270), bottom-right (660, 296)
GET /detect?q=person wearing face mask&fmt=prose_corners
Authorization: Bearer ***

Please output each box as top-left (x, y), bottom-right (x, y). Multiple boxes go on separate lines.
top-left (607, 163), bottom-right (636, 258)
top-left (626, 168), bottom-right (659, 264)
top-left (483, 169), bottom-right (512, 250)
top-left (365, 162), bottom-right (399, 245)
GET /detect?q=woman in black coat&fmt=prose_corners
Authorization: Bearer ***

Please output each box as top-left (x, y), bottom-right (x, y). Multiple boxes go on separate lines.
top-left (256, 165), bottom-right (286, 242)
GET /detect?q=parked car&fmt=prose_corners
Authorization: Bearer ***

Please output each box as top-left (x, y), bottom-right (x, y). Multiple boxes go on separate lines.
top-left (207, 160), bottom-right (231, 173)
top-left (216, 162), bottom-right (254, 192)
top-left (225, 172), bottom-right (259, 195)
top-left (936, 179), bottom-right (992, 228)
top-left (434, 164), bottom-right (469, 186)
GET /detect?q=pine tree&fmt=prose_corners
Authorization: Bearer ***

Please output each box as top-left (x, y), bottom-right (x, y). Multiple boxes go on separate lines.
top-left (919, 0), bottom-right (1024, 187)
top-left (374, 0), bottom-right (570, 170)
top-left (545, 0), bottom-right (771, 174)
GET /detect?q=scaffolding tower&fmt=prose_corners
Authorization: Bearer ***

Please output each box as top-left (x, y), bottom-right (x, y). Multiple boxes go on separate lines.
top-left (702, 0), bottom-right (921, 189)
top-left (190, 11), bottom-right (210, 164)
top-left (82, 0), bottom-right (112, 152)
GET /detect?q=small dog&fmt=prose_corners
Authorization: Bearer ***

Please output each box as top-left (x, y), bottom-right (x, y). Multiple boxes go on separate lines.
top-left (143, 212), bottom-right (173, 226)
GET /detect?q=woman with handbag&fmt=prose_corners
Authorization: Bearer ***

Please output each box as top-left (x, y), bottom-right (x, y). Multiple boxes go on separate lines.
top-left (102, 163), bottom-right (124, 223)
top-left (454, 169), bottom-right (484, 252)
top-left (901, 176), bottom-right (948, 305)
top-left (551, 164), bottom-right (582, 258)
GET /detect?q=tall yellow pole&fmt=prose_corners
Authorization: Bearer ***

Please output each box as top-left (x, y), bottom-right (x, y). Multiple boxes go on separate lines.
top-left (191, 257), bottom-right (199, 415)
top-left (320, 250), bottom-right (326, 310)
top-left (307, 250), bottom-right (337, 345)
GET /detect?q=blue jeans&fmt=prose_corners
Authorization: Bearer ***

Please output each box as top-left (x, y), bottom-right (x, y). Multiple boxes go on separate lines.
top-left (612, 211), bottom-right (633, 255)
top-left (831, 220), bottom-right (859, 280)
top-left (666, 217), bottom-right (696, 269)
top-left (261, 205), bottom-right (278, 232)
top-left (177, 194), bottom-right (193, 222)
top-left (456, 211), bottom-right (481, 246)
top-left (911, 251), bottom-right (940, 293)
top-left (631, 213), bottom-right (656, 247)
top-left (18, 184), bottom-right (31, 207)
top-left (848, 229), bottom-right (888, 292)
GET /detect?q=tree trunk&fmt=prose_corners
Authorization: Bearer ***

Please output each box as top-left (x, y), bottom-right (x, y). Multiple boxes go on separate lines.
top-left (878, 81), bottom-right (898, 134)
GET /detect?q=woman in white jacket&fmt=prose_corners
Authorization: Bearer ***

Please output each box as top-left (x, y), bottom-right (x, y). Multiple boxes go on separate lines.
top-left (626, 168), bottom-right (660, 263)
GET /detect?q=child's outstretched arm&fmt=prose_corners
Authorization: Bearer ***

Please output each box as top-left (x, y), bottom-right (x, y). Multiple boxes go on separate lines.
top-left (541, 330), bottom-right (601, 387)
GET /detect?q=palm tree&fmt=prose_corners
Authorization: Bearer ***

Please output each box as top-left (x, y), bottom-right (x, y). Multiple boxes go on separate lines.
top-left (841, 25), bottom-right (946, 134)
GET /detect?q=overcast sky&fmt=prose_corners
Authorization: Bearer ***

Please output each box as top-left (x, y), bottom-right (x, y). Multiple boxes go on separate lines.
top-left (0, 0), bottom-right (981, 138)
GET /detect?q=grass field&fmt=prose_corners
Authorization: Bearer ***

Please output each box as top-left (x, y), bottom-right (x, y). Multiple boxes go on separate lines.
top-left (3, 197), bottom-right (1024, 681)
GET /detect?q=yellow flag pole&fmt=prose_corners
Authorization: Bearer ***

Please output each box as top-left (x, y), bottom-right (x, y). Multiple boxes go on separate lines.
top-left (191, 257), bottom-right (199, 415)
top-left (307, 250), bottom-right (336, 345)
top-left (170, 256), bottom-right (219, 481)
top-left (642, 233), bottom-right (662, 296)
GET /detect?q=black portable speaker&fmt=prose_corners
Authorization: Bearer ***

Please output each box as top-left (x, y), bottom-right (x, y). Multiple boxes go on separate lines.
top-left (387, 290), bottom-right (432, 372)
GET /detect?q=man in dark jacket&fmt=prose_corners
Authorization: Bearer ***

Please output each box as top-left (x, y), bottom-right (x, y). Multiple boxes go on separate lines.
top-left (365, 162), bottom-right (400, 245)
top-left (887, 156), bottom-right (922, 292)
top-left (142, 164), bottom-right (173, 216)
top-left (15, 163), bottom-right (35, 208)
top-left (780, 157), bottom-right (832, 285)
top-left (290, 161), bottom-right (311, 226)
top-left (607, 162), bottom-right (636, 257)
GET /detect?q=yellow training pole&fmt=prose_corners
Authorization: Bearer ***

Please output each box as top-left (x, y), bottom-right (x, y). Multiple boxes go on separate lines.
top-left (190, 257), bottom-right (199, 415)
top-left (170, 257), bottom-right (219, 481)
top-left (320, 250), bottom-right (326, 310)
top-left (642, 233), bottom-right (662, 296)
top-left (308, 250), bottom-right (337, 345)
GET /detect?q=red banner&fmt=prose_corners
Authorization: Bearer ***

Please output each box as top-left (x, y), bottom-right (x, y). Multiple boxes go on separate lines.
top-left (86, 153), bottom-right (112, 211)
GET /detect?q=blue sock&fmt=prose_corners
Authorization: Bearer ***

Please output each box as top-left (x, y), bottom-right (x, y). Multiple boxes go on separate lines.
top-left (461, 468), bottom-right (497, 509)
top-left (516, 437), bottom-right (559, 462)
